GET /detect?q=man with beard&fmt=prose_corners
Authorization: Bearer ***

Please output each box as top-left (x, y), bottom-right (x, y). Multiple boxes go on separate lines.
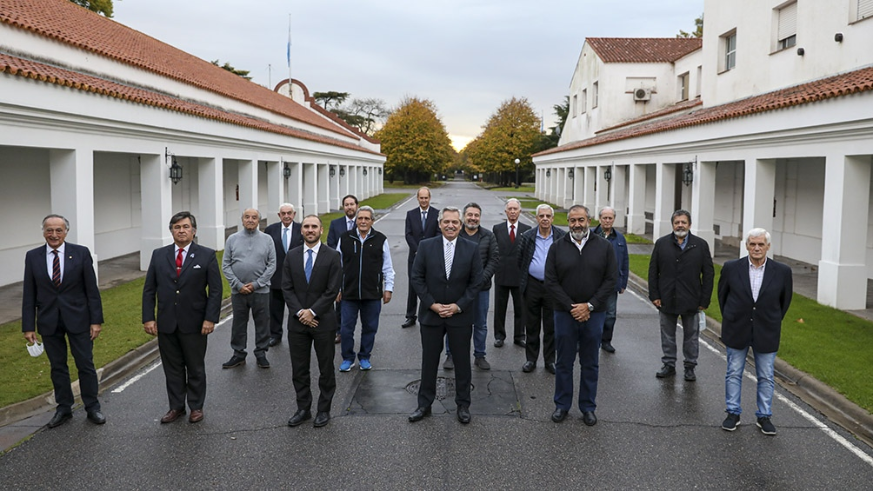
top-left (545, 205), bottom-right (617, 425)
top-left (648, 210), bottom-right (714, 382)
top-left (327, 195), bottom-right (359, 344)
top-left (443, 202), bottom-right (499, 371)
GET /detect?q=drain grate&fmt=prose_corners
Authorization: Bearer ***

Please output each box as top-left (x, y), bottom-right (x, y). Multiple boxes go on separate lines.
top-left (406, 377), bottom-right (474, 401)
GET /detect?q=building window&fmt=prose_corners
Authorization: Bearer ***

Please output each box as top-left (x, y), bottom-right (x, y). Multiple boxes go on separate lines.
top-left (592, 82), bottom-right (599, 108)
top-left (572, 94), bottom-right (577, 117)
top-left (678, 72), bottom-right (689, 101)
top-left (855, 0), bottom-right (873, 21)
top-left (721, 31), bottom-right (737, 71)
top-left (777, 2), bottom-right (797, 50)
top-left (580, 89), bottom-right (587, 114)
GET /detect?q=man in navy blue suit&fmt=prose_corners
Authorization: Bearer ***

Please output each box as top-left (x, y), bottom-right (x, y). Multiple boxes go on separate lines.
top-left (403, 187), bottom-right (439, 328)
top-left (327, 194), bottom-right (358, 343)
top-left (22, 214), bottom-right (105, 428)
top-left (265, 203), bottom-right (303, 346)
top-left (718, 228), bottom-right (792, 435)
top-left (408, 206), bottom-right (482, 425)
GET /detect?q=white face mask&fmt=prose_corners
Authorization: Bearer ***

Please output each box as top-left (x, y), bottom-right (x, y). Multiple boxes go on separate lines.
top-left (26, 341), bottom-right (44, 357)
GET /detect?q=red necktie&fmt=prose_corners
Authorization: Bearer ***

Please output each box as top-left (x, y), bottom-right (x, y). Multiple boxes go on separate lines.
top-left (51, 249), bottom-right (61, 287)
top-left (176, 248), bottom-right (184, 277)
top-left (510, 224), bottom-right (516, 243)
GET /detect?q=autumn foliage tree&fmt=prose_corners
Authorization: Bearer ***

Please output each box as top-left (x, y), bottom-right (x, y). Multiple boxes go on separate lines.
top-left (69, 0), bottom-right (114, 17)
top-left (463, 97), bottom-right (542, 186)
top-left (375, 97), bottom-right (454, 184)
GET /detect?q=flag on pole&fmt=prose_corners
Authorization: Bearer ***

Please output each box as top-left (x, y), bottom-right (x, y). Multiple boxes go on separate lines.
top-left (286, 14), bottom-right (292, 68)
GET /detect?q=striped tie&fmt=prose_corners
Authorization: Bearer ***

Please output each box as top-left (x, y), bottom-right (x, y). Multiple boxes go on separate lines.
top-left (444, 241), bottom-right (453, 279)
top-left (51, 249), bottom-right (61, 287)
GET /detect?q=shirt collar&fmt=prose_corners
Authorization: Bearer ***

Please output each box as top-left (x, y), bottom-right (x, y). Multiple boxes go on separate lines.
top-left (46, 242), bottom-right (65, 254)
top-left (443, 236), bottom-right (457, 247)
top-left (305, 242), bottom-right (321, 254)
top-left (748, 257), bottom-right (767, 270)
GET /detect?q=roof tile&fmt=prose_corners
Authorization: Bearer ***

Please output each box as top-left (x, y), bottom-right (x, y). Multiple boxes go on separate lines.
top-left (587, 38), bottom-right (702, 63)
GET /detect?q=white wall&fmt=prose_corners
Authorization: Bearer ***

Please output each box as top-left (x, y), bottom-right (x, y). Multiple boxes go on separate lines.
top-left (93, 153), bottom-right (142, 260)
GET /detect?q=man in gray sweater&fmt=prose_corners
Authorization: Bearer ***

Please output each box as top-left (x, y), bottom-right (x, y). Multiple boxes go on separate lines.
top-left (222, 208), bottom-right (276, 369)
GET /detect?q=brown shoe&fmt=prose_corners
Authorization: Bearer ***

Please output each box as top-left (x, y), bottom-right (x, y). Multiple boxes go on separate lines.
top-left (188, 409), bottom-right (204, 423)
top-left (160, 409), bottom-right (186, 424)
top-left (334, 333), bottom-right (341, 344)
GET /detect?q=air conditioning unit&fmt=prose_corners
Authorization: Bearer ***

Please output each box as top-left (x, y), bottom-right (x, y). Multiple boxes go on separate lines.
top-left (633, 88), bottom-right (651, 101)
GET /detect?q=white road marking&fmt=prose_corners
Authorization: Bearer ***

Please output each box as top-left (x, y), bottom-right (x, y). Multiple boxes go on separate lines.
top-left (627, 286), bottom-right (873, 466)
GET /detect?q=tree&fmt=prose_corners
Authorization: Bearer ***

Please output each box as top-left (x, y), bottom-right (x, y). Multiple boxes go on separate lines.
top-left (374, 97), bottom-right (454, 184)
top-left (677, 14), bottom-right (704, 38)
top-left (539, 95), bottom-right (569, 150)
top-left (69, 0), bottom-right (114, 17)
top-left (210, 60), bottom-right (252, 80)
top-left (334, 98), bottom-right (389, 136)
top-left (463, 97), bottom-right (542, 186)
top-left (312, 91), bottom-right (350, 111)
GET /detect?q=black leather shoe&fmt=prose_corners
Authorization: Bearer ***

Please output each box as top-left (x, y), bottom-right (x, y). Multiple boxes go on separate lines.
top-left (287, 409), bottom-right (312, 427)
top-left (684, 367), bottom-right (697, 382)
top-left (222, 355), bottom-right (246, 369)
top-left (268, 337), bottom-right (280, 347)
top-left (313, 412), bottom-right (330, 428)
top-left (656, 364), bottom-right (676, 378)
top-left (601, 341), bottom-right (616, 353)
top-left (522, 361), bottom-right (535, 373)
top-left (494, 339), bottom-right (504, 348)
top-left (47, 411), bottom-right (72, 428)
top-left (551, 408), bottom-right (568, 423)
top-left (87, 410), bottom-right (106, 425)
top-left (401, 317), bottom-right (417, 328)
top-left (457, 406), bottom-right (471, 424)
top-left (408, 407), bottom-right (431, 422)
top-left (545, 363), bottom-right (556, 375)
top-left (513, 339), bottom-right (526, 348)
top-left (582, 411), bottom-right (597, 426)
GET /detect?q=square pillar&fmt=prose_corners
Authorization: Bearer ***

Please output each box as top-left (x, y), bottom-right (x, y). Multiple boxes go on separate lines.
top-left (653, 162), bottom-right (676, 239)
top-left (237, 159), bottom-right (257, 224)
top-left (50, 148), bottom-right (96, 252)
top-left (139, 153), bottom-right (173, 270)
top-left (584, 167), bottom-right (596, 212)
top-left (317, 163), bottom-right (330, 212)
top-left (302, 162), bottom-right (318, 216)
top-left (286, 161), bottom-right (303, 211)
top-left (572, 167), bottom-right (583, 208)
top-left (266, 160), bottom-right (283, 225)
top-left (627, 164), bottom-right (647, 234)
top-left (741, 159), bottom-right (776, 256)
top-left (818, 154), bottom-right (870, 309)
top-left (691, 160), bottom-right (717, 255)
top-left (329, 164), bottom-right (340, 210)
top-left (197, 157), bottom-right (225, 250)
top-left (612, 165), bottom-right (628, 228)
top-left (562, 168), bottom-right (573, 209)
top-left (596, 165), bottom-right (609, 212)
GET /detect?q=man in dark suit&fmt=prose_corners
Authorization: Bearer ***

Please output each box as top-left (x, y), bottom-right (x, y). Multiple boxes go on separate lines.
top-left (403, 187), bottom-right (439, 328)
top-left (143, 211), bottom-right (223, 424)
top-left (326, 195), bottom-right (358, 344)
top-left (264, 203), bottom-right (303, 347)
top-left (718, 228), bottom-right (792, 435)
top-left (22, 214), bottom-right (105, 428)
top-left (283, 215), bottom-right (343, 428)
top-left (409, 206), bottom-right (482, 425)
top-left (491, 198), bottom-right (530, 347)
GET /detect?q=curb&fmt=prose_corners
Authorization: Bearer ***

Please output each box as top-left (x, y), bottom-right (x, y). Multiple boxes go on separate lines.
top-left (627, 272), bottom-right (873, 448)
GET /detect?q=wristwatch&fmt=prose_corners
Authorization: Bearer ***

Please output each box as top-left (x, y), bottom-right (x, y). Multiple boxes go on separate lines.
top-left (587, 302), bottom-right (594, 311)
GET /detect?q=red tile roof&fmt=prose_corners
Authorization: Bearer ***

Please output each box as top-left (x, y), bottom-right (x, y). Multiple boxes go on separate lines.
top-left (0, 0), bottom-right (360, 141)
top-left (534, 66), bottom-right (873, 157)
top-left (587, 38), bottom-right (702, 63)
top-left (0, 53), bottom-right (383, 155)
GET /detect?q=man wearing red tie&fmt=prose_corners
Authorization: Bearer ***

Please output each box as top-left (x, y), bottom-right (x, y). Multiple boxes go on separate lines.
top-left (22, 214), bottom-right (105, 428)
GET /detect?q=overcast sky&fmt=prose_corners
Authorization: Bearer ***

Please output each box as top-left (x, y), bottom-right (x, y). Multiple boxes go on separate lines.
top-left (114, 0), bottom-right (703, 150)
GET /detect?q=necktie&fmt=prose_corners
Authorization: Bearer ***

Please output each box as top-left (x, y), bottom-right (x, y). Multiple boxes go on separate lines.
top-left (510, 224), bottom-right (516, 243)
top-left (444, 241), bottom-right (453, 279)
top-left (421, 211), bottom-right (426, 231)
top-left (305, 249), bottom-right (313, 283)
top-left (282, 227), bottom-right (289, 252)
top-left (347, 219), bottom-right (354, 231)
top-left (176, 248), bottom-right (184, 277)
top-left (51, 249), bottom-right (61, 287)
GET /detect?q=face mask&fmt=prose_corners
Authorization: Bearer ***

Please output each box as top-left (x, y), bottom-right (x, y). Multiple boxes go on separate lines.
top-left (27, 340), bottom-right (44, 357)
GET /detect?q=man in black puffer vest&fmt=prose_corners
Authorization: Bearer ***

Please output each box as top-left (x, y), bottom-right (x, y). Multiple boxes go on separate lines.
top-left (337, 206), bottom-right (395, 372)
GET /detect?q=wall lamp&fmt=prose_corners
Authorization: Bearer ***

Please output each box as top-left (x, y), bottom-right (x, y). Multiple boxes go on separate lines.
top-left (682, 157), bottom-right (696, 186)
top-left (568, 169), bottom-right (575, 180)
top-left (363, 168), bottom-right (369, 176)
top-left (340, 167), bottom-right (346, 177)
top-left (379, 168), bottom-right (383, 175)
top-left (165, 147), bottom-right (182, 185)
top-left (604, 167), bottom-right (612, 182)
top-left (330, 166), bottom-right (336, 178)
top-left (283, 160), bottom-right (291, 180)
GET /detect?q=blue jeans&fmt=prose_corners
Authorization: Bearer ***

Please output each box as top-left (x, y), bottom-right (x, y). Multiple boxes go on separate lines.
top-left (725, 346), bottom-right (776, 418)
top-left (446, 290), bottom-right (489, 358)
top-left (601, 291), bottom-right (618, 342)
top-left (553, 310), bottom-right (604, 412)
top-left (341, 299), bottom-right (382, 362)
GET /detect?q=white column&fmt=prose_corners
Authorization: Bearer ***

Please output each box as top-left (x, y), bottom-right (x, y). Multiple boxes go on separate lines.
top-left (818, 154), bottom-right (870, 309)
top-left (302, 162), bottom-right (318, 216)
top-left (266, 160), bottom-right (283, 225)
top-left (377, 166), bottom-right (384, 194)
top-left (329, 164), bottom-right (340, 210)
top-left (339, 165), bottom-right (349, 200)
top-left (627, 164), bottom-right (647, 234)
top-left (317, 163), bottom-right (330, 212)
top-left (138, 153), bottom-right (173, 270)
top-left (596, 165), bottom-right (609, 213)
top-left (50, 148), bottom-right (96, 252)
top-left (741, 158), bottom-right (776, 256)
top-left (583, 166), bottom-right (596, 212)
top-left (613, 165), bottom-right (628, 228)
top-left (287, 161), bottom-right (303, 211)
top-left (562, 168), bottom-right (574, 209)
top-left (237, 159), bottom-right (257, 224)
top-left (356, 166), bottom-right (364, 200)
top-left (653, 162), bottom-right (676, 239)
top-left (689, 160), bottom-right (716, 255)
top-left (197, 157), bottom-right (225, 250)
top-left (572, 167), bottom-right (583, 208)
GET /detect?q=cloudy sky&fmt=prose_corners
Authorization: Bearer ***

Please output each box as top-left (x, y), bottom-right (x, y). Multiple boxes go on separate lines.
top-left (114, 0), bottom-right (703, 150)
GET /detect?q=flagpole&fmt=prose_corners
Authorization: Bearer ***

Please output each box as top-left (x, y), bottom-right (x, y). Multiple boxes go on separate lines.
top-left (287, 14), bottom-right (292, 95)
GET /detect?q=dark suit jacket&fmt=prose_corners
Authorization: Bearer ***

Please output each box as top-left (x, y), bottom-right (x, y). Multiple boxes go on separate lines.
top-left (327, 216), bottom-right (355, 249)
top-left (517, 226), bottom-right (567, 295)
top-left (411, 236), bottom-right (483, 327)
top-left (492, 220), bottom-right (531, 287)
top-left (405, 206), bottom-right (439, 259)
top-left (282, 245), bottom-right (342, 332)
top-left (718, 258), bottom-right (793, 353)
top-left (142, 243), bottom-right (223, 334)
top-left (648, 232), bottom-right (715, 315)
top-left (22, 242), bottom-right (103, 336)
top-left (265, 221), bottom-right (303, 290)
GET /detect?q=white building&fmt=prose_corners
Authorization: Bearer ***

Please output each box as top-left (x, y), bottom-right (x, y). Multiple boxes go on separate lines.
top-left (0, 0), bottom-right (385, 287)
top-left (533, 0), bottom-right (873, 309)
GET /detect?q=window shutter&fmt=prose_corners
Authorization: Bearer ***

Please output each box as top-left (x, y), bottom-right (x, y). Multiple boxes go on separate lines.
top-left (778, 2), bottom-right (797, 41)
top-left (860, 0), bottom-right (873, 20)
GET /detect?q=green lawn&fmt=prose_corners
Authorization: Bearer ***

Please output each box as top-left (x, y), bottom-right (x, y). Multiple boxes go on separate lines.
top-left (629, 254), bottom-right (873, 413)
top-left (318, 192), bottom-right (409, 243)
top-left (489, 185), bottom-right (536, 193)
top-left (382, 181), bottom-right (445, 190)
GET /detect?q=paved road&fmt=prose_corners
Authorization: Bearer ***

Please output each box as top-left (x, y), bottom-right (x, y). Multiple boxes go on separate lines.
top-left (2, 181), bottom-right (872, 489)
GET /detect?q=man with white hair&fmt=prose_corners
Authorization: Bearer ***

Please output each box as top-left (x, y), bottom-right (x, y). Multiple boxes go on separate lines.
top-left (718, 228), bottom-right (793, 435)
top-left (591, 206), bottom-right (629, 353)
top-left (265, 203), bottom-right (303, 347)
